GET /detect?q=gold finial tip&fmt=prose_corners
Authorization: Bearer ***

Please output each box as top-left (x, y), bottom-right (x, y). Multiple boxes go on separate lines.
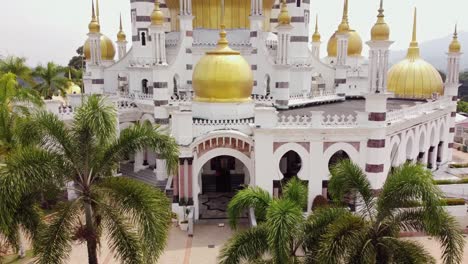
top-left (150, 0), bottom-right (164, 25)
top-left (371, 0), bottom-right (389, 40)
top-left (449, 24), bottom-right (461, 53)
top-left (89, 0), bottom-right (100, 33)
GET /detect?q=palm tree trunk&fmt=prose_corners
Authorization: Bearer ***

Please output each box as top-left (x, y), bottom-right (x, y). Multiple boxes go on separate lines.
top-left (17, 229), bottom-right (25, 258)
top-left (84, 202), bottom-right (99, 264)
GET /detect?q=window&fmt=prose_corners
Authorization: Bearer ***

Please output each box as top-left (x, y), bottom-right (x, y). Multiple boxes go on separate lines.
top-left (141, 32), bottom-right (146, 46)
top-left (142, 79), bottom-right (149, 94)
top-left (297, 0), bottom-right (301, 7)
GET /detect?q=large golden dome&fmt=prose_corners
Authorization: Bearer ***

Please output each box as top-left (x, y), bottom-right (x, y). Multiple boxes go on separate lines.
top-left (327, 30), bottom-right (363, 57)
top-left (327, 0), bottom-right (362, 57)
top-left (84, 35), bottom-right (116, 61)
top-left (192, 26), bottom-right (253, 103)
top-left (388, 8), bottom-right (443, 99)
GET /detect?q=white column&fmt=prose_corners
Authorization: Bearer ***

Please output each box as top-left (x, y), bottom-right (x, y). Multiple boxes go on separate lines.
top-left (155, 158), bottom-right (168, 181)
top-left (336, 33), bottom-right (348, 66)
top-left (134, 151), bottom-right (145, 172)
top-left (117, 41), bottom-right (127, 60)
top-left (311, 42), bottom-right (321, 59)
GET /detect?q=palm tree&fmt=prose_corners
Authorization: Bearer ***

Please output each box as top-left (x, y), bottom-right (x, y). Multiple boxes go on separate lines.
top-left (0, 95), bottom-right (179, 264)
top-left (0, 73), bottom-right (43, 259)
top-left (219, 177), bottom-right (309, 264)
top-left (33, 62), bottom-right (67, 99)
top-left (303, 160), bottom-right (465, 264)
top-left (0, 56), bottom-right (34, 86)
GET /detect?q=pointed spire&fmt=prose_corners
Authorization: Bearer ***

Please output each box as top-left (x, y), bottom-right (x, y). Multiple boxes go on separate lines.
top-left (338, 0), bottom-right (350, 33)
top-left (117, 13), bottom-right (127, 42)
top-left (278, 0), bottom-right (291, 25)
top-left (407, 7), bottom-right (420, 59)
top-left (371, 0), bottom-right (389, 41)
top-left (449, 24), bottom-right (461, 53)
top-left (312, 14), bottom-right (321, 42)
top-left (217, 0), bottom-right (229, 48)
top-left (88, 0), bottom-right (100, 33)
top-left (96, 0), bottom-right (100, 24)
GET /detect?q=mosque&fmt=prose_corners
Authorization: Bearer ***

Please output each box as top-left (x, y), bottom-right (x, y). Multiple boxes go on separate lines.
top-left (57, 0), bottom-right (462, 220)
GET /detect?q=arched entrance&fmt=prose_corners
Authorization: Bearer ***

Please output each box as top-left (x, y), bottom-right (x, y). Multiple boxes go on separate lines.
top-left (198, 155), bottom-right (249, 219)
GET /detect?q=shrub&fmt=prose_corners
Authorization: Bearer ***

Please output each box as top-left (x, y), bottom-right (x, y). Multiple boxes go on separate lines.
top-left (442, 198), bottom-right (466, 206)
top-left (449, 163), bottom-right (468, 168)
top-left (311, 195), bottom-right (328, 211)
top-left (434, 178), bottom-right (468, 185)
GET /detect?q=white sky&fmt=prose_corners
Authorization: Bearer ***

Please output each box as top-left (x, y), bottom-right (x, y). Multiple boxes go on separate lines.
top-left (0, 0), bottom-right (465, 66)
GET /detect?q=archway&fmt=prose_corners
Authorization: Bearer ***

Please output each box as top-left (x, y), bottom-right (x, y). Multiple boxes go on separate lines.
top-left (198, 155), bottom-right (248, 219)
top-left (275, 150), bottom-right (307, 199)
top-left (427, 125), bottom-right (437, 169)
top-left (173, 74), bottom-right (180, 98)
top-left (141, 79), bottom-right (149, 94)
top-left (437, 120), bottom-right (447, 167)
top-left (417, 130), bottom-right (426, 164)
top-left (405, 134), bottom-right (414, 162)
top-left (326, 150), bottom-right (352, 208)
top-left (390, 143), bottom-right (399, 168)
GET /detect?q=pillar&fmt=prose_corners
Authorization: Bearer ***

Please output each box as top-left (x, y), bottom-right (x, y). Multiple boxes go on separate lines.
top-left (155, 155), bottom-right (168, 181)
top-left (179, 158), bottom-right (186, 204)
top-left (187, 158), bottom-right (194, 205)
top-left (134, 151), bottom-right (144, 172)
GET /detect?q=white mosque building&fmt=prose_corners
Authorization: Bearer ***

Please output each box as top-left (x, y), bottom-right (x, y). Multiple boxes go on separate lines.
top-left (52, 0), bottom-right (463, 220)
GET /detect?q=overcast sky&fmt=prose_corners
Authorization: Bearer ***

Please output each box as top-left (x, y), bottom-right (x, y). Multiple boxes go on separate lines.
top-left (0, 0), bottom-right (465, 66)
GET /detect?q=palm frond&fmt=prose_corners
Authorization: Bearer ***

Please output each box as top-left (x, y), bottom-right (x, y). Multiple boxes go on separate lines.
top-left (265, 199), bottom-right (303, 264)
top-left (34, 201), bottom-right (81, 264)
top-left (329, 159), bottom-right (374, 216)
top-left (227, 186), bottom-right (272, 229)
top-left (218, 225), bottom-right (270, 264)
top-left (99, 202), bottom-right (143, 264)
top-left (381, 237), bottom-right (436, 264)
top-left (96, 177), bottom-right (171, 264)
top-left (282, 177), bottom-right (308, 209)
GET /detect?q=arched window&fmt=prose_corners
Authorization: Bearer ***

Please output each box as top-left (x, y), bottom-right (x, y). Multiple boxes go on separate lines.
top-left (142, 79), bottom-right (149, 94)
top-left (141, 32), bottom-right (147, 46)
top-left (279, 151), bottom-right (302, 179)
top-left (173, 75), bottom-right (179, 98)
top-left (328, 150), bottom-right (350, 172)
top-left (264, 75), bottom-right (271, 96)
top-left (296, 0), bottom-right (301, 7)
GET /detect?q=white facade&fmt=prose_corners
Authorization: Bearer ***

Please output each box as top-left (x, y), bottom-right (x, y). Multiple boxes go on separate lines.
top-left (58, 0), bottom-right (463, 220)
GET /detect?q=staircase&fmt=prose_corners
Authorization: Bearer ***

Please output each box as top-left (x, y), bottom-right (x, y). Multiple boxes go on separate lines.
top-left (120, 163), bottom-right (167, 192)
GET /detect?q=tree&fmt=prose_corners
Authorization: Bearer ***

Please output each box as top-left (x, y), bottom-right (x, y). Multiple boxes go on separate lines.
top-left (0, 73), bottom-right (43, 259)
top-left (68, 46), bottom-right (85, 71)
top-left (457, 100), bottom-right (468, 113)
top-left (32, 62), bottom-right (67, 99)
top-left (0, 95), bottom-right (179, 264)
top-left (219, 178), bottom-right (309, 264)
top-left (0, 56), bottom-right (34, 86)
top-left (303, 160), bottom-right (464, 264)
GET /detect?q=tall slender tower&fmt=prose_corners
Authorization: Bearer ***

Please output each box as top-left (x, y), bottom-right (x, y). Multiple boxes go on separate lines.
top-left (311, 15), bottom-right (321, 59)
top-left (367, 0), bottom-right (393, 93)
top-left (116, 14), bottom-right (128, 60)
top-left (87, 0), bottom-right (102, 66)
top-left (446, 25), bottom-right (463, 163)
top-left (336, 0), bottom-right (350, 67)
top-left (149, 0), bottom-right (167, 65)
top-left (276, 0), bottom-right (292, 65)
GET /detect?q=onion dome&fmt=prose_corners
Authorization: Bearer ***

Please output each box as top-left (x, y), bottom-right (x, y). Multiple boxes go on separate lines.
top-left (327, 0), bottom-right (363, 57)
top-left (277, 0), bottom-right (291, 25)
top-left (117, 14), bottom-right (126, 42)
top-left (312, 15), bottom-right (321, 42)
top-left (151, 0), bottom-right (164, 26)
top-left (192, 25), bottom-right (253, 103)
top-left (88, 1), bottom-right (100, 33)
top-left (84, 35), bottom-right (116, 61)
top-left (65, 70), bottom-right (81, 95)
top-left (388, 8), bottom-right (443, 99)
top-left (371, 0), bottom-right (390, 41)
top-left (449, 25), bottom-right (461, 53)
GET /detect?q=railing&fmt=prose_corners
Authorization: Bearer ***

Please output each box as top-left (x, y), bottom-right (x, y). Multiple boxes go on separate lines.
top-left (277, 111), bottom-right (361, 128)
top-left (386, 97), bottom-right (452, 124)
top-left (252, 94), bottom-right (274, 106)
top-left (192, 118), bottom-right (253, 137)
top-left (120, 92), bottom-right (153, 101)
top-left (115, 99), bottom-right (138, 109)
top-left (165, 38), bottom-right (179, 48)
top-left (58, 105), bottom-right (75, 115)
top-left (169, 94), bottom-right (193, 105)
top-left (192, 41), bottom-right (251, 47)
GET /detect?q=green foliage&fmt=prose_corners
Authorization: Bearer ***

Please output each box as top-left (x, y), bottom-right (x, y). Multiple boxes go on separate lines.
top-left (442, 198), bottom-right (466, 206)
top-left (68, 46), bottom-right (85, 71)
top-left (434, 178), bottom-right (468, 185)
top-left (449, 163), bottom-right (468, 168)
top-left (32, 62), bottom-right (67, 99)
top-left (0, 95), bottom-right (179, 264)
top-left (457, 100), bottom-right (468, 113)
top-left (0, 56), bottom-right (33, 86)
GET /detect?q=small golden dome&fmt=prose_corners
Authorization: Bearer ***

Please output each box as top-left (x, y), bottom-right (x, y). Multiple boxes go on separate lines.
top-left (117, 14), bottom-right (126, 42)
top-left (312, 15), bottom-right (321, 43)
top-left (388, 8), bottom-right (443, 99)
top-left (88, 1), bottom-right (100, 33)
top-left (371, 0), bottom-right (390, 41)
top-left (449, 25), bottom-right (461, 53)
top-left (66, 82), bottom-right (82, 95)
top-left (327, 30), bottom-right (363, 57)
top-left (192, 25), bottom-right (253, 103)
top-left (151, 0), bottom-right (165, 26)
top-left (277, 0), bottom-right (291, 26)
top-left (84, 35), bottom-right (116, 61)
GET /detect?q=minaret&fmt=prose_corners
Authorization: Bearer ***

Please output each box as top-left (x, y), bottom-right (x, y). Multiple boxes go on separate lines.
top-left (336, 0), bottom-right (350, 67)
top-left (367, 0), bottom-right (393, 93)
top-left (116, 14), bottom-right (128, 60)
top-left (95, 0), bottom-right (100, 24)
top-left (445, 25), bottom-right (463, 163)
top-left (87, 0), bottom-right (102, 66)
top-left (149, 0), bottom-right (167, 65)
top-left (311, 15), bottom-right (321, 59)
top-left (276, 0), bottom-right (292, 65)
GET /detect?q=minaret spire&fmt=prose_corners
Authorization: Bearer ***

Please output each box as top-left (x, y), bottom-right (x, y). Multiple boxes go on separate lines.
top-left (407, 7), bottom-right (420, 59)
top-left (338, 0), bottom-right (350, 33)
top-left (88, 0), bottom-right (100, 33)
top-left (96, 0), bottom-right (100, 24)
top-left (119, 13), bottom-right (123, 31)
top-left (312, 14), bottom-right (321, 43)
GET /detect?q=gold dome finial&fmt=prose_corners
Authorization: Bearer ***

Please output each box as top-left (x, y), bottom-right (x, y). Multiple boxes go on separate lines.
top-left (151, 0), bottom-right (165, 26)
top-left (96, 0), bottom-right (100, 24)
top-left (312, 14), bottom-right (321, 42)
top-left (88, 0), bottom-right (100, 33)
top-left (371, 0), bottom-right (390, 41)
top-left (117, 14), bottom-right (127, 42)
top-left (406, 7), bottom-right (420, 59)
top-left (278, 0), bottom-right (291, 25)
top-left (338, 0), bottom-right (350, 33)
top-left (449, 24), bottom-right (461, 53)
